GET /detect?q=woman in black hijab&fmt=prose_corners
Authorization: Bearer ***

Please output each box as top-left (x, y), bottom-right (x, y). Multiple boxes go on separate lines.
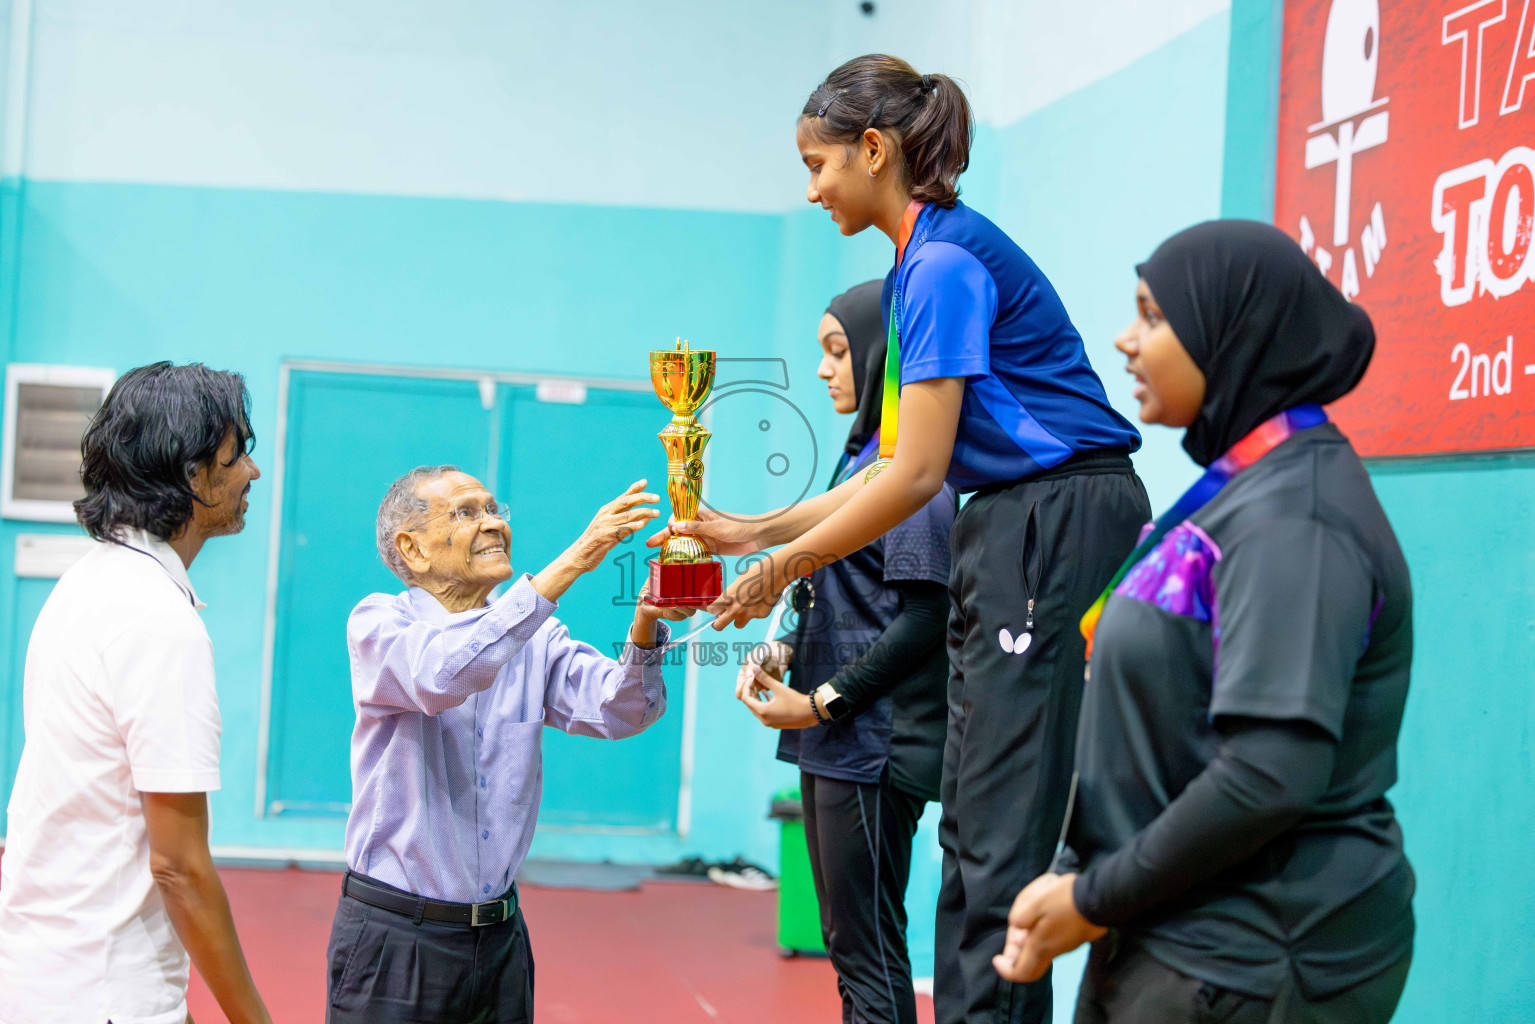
top-left (829, 279), bottom-right (888, 463)
top-left (735, 280), bottom-right (956, 1024)
top-left (993, 221), bottom-right (1415, 1023)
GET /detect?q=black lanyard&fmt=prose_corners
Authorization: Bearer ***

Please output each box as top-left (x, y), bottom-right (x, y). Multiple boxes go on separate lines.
top-left (117, 540), bottom-right (197, 608)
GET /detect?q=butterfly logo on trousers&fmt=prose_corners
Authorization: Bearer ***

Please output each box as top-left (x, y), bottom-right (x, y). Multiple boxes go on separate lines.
top-left (998, 628), bottom-right (1032, 655)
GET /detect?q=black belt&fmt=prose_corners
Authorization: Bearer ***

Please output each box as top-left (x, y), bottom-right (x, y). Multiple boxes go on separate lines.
top-left (343, 870), bottom-right (519, 928)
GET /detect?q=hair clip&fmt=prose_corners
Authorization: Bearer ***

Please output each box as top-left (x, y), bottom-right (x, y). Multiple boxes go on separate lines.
top-left (863, 99), bottom-right (885, 130)
top-left (816, 88), bottom-right (846, 117)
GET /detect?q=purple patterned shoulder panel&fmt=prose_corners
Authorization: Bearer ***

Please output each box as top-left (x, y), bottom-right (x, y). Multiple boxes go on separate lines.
top-left (1114, 522), bottom-right (1222, 623)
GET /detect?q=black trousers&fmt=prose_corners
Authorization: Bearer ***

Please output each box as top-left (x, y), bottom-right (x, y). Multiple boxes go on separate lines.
top-left (325, 875), bottom-right (534, 1024)
top-left (935, 457), bottom-right (1150, 1024)
top-left (1074, 936), bottom-right (1412, 1024)
top-left (802, 769), bottom-right (927, 1024)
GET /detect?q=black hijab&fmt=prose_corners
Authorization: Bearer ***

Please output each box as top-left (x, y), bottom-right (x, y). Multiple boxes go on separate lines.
top-left (826, 280), bottom-right (888, 458)
top-left (1137, 220), bottom-right (1376, 467)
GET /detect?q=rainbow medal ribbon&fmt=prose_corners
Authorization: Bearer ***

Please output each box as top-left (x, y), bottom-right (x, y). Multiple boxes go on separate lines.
top-left (863, 201), bottom-right (926, 483)
top-left (1078, 405), bottom-right (1329, 664)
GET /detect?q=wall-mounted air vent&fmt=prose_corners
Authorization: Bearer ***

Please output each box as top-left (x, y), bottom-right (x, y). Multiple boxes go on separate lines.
top-left (2, 365), bottom-right (116, 523)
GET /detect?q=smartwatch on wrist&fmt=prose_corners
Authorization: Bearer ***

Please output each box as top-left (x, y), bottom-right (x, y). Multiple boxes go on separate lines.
top-left (816, 683), bottom-right (850, 722)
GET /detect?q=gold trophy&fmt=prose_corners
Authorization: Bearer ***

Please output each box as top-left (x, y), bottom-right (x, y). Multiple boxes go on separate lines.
top-left (646, 339), bottom-right (725, 606)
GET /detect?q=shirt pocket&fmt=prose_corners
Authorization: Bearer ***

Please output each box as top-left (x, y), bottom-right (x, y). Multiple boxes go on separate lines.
top-left (488, 715), bottom-right (544, 809)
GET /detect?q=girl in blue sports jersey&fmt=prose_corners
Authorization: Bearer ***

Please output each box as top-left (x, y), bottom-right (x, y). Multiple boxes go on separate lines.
top-left (650, 55), bottom-right (1151, 1024)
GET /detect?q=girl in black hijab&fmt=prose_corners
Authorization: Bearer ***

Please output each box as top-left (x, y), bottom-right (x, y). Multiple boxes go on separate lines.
top-left (735, 280), bottom-right (957, 1024)
top-left (994, 221), bottom-right (1415, 1024)
top-left (829, 279), bottom-right (888, 465)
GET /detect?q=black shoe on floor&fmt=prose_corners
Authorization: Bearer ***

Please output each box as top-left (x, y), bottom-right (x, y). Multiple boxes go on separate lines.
top-left (654, 856), bottom-right (713, 881)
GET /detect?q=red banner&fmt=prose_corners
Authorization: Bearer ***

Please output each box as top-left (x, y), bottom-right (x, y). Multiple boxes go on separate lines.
top-left (1276, 0), bottom-right (1535, 455)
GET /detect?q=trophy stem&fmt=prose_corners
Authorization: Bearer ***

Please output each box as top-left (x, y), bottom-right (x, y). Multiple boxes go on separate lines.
top-left (658, 417), bottom-right (711, 565)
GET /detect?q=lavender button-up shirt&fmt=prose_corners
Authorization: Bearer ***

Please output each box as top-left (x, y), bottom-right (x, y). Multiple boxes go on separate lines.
top-left (343, 574), bottom-right (669, 903)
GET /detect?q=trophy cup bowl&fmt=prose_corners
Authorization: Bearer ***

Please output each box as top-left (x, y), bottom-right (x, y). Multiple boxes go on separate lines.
top-left (646, 339), bottom-right (725, 606)
top-left (650, 349), bottom-right (712, 419)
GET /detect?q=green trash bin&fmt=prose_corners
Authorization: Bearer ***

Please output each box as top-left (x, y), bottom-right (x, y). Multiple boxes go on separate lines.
top-left (770, 787), bottom-right (826, 956)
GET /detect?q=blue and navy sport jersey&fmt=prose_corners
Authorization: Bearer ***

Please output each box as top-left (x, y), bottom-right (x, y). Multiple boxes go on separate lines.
top-left (883, 201), bottom-right (1141, 491)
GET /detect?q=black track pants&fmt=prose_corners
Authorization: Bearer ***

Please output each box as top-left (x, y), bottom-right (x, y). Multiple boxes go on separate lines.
top-left (802, 769), bottom-right (928, 1024)
top-left (934, 456), bottom-right (1150, 1024)
top-left (1074, 936), bottom-right (1411, 1024)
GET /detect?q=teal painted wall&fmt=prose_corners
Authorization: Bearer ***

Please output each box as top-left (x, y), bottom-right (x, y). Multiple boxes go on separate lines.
top-left (1221, 0), bottom-right (1283, 222)
top-left (1368, 457), bottom-right (1535, 1023)
top-left (1222, 2), bottom-right (1535, 1020)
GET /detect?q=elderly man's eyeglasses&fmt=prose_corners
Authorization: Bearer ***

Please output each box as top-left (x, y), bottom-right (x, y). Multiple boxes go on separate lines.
top-left (412, 502), bottom-right (510, 530)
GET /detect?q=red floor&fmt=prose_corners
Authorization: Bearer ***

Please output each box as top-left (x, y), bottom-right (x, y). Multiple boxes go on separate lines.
top-left (190, 866), bottom-right (938, 1023)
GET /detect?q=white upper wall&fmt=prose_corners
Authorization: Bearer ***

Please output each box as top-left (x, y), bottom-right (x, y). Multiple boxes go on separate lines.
top-left (828, 0), bottom-right (1231, 128)
top-left (14, 0), bottom-right (832, 211)
top-left (7, 0), bottom-right (1230, 210)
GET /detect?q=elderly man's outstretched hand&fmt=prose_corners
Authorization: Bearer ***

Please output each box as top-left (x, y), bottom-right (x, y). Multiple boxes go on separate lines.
top-left (532, 480), bottom-right (660, 603)
top-left (568, 480), bottom-right (662, 572)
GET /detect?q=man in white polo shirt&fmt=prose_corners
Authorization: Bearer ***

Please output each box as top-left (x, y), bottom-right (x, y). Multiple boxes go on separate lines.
top-left (0, 362), bottom-right (273, 1024)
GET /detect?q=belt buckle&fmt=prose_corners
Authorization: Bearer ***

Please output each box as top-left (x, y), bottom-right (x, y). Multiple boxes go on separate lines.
top-left (470, 896), bottom-right (508, 927)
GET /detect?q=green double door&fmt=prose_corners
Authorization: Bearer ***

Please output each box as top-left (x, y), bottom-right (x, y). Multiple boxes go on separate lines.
top-left (264, 368), bottom-right (682, 832)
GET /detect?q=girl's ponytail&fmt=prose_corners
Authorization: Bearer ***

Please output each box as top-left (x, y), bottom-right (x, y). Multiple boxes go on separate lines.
top-left (900, 72), bottom-right (971, 206)
top-left (801, 55), bottom-right (974, 207)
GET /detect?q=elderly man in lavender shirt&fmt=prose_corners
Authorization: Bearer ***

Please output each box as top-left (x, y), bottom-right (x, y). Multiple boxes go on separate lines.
top-left (325, 465), bottom-right (696, 1024)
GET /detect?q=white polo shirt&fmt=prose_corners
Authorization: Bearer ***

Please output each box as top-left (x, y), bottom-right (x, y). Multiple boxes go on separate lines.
top-left (0, 530), bottom-right (221, 1024)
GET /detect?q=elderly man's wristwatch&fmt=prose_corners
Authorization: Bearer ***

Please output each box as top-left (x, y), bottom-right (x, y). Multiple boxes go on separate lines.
top-left (815, 683), bottom-right (849, 722)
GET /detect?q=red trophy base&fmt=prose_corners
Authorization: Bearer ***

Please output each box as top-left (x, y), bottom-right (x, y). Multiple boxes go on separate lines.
top-left (646, 558), bottom-right (724, 606)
